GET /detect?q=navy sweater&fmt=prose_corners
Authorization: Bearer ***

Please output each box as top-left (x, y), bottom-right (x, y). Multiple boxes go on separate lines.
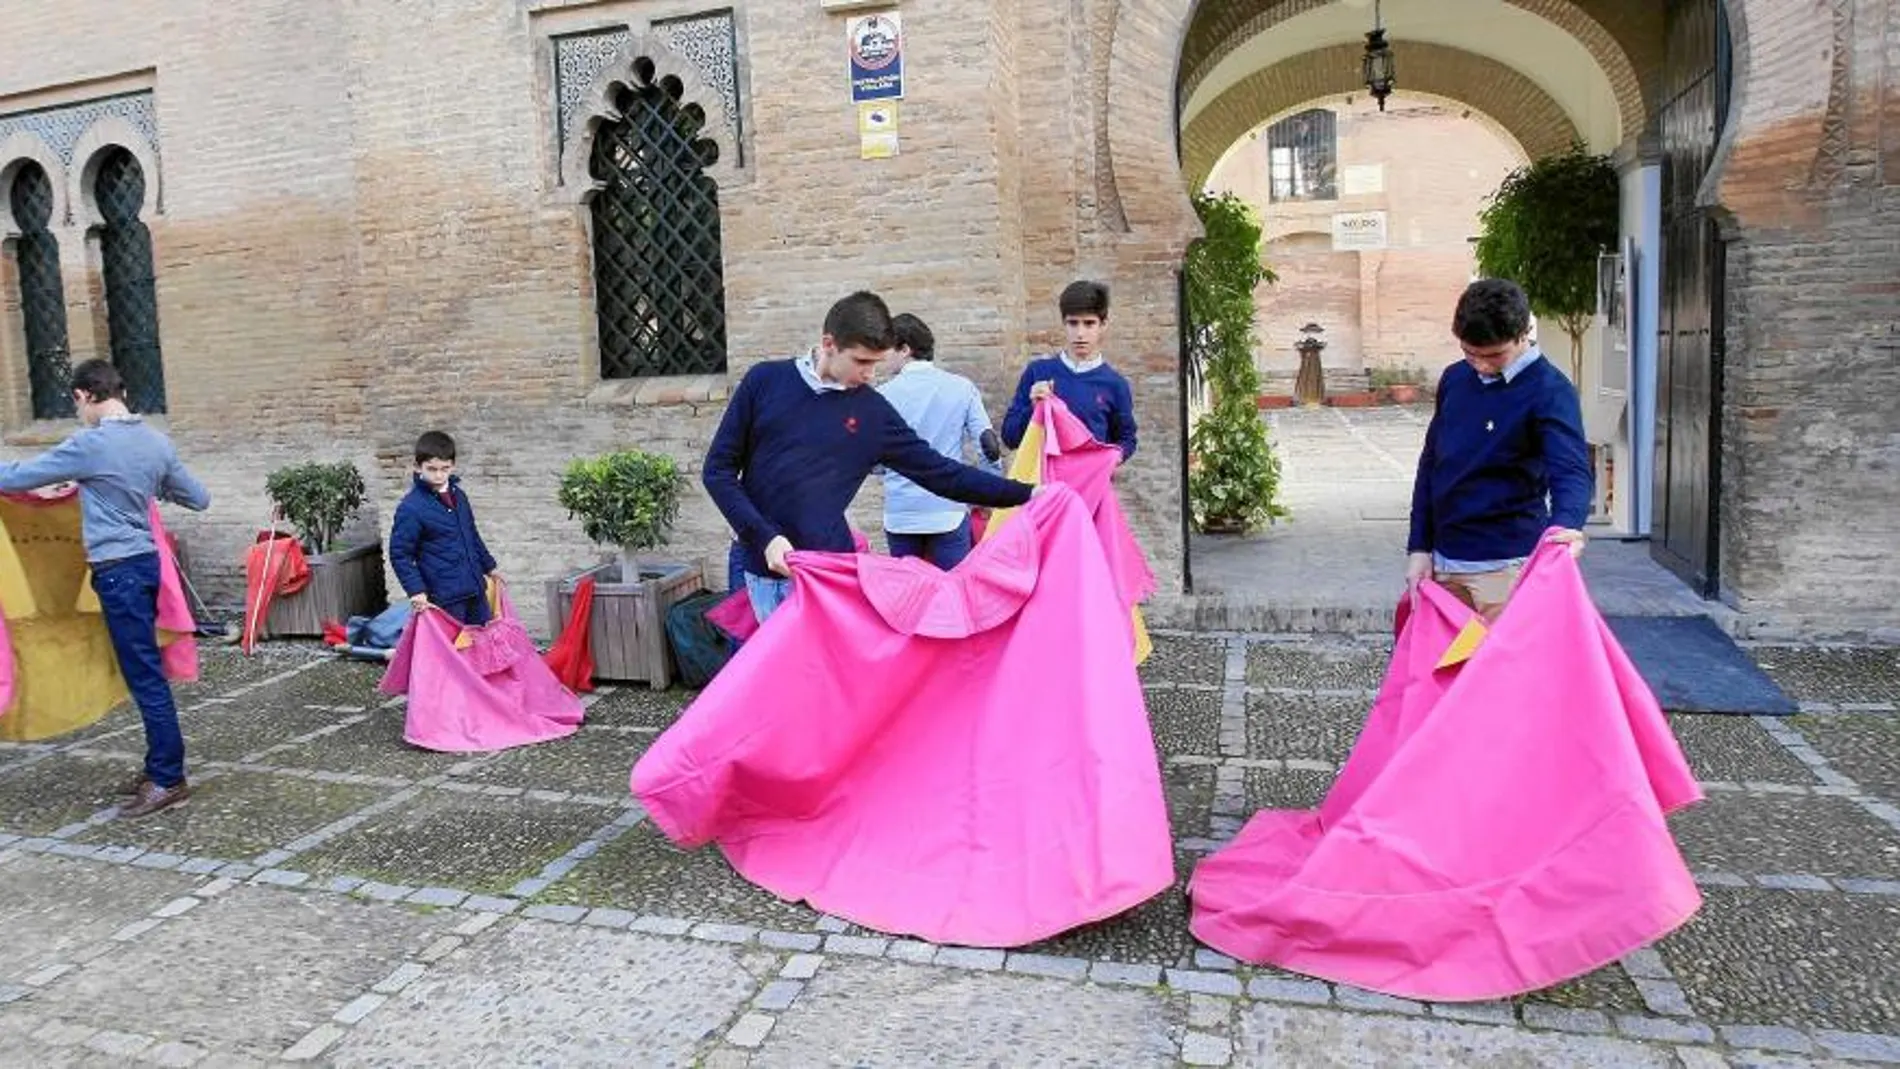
top-left (389, 475), bottom-right (498, 603)
top-left (705, 360), bottom-right (1033, 577)
top-left (1001, 356), bottom-right (1138, 459)
top-left (1408, 356), bottom-right (1594, 562)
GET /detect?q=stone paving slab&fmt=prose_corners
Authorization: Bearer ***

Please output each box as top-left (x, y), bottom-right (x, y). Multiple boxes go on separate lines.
top-left (232, 658), bottom-right (385, 711)
top-left (537, 823), bottom-right (819, 930)
top-left (1750, 646), bottom-right (1900, 705)
top-left (1246, 643), bottom-right (1390, 692)
top-left (1242, 767), bottom-right (1334, 813)
top-left (1140, 635), bottom-right (1228, 686)
top-left (1245, 693), bottom-right (1371, 764)
top-left (266, 710), bottom-right (468, 781)
top-left (1791, 714), bottom-right (1900, 801)
top-left (296, 791), bottom-right (612, 896)
top-left (454, 725), bottom-right (649, 796)
top-left (72, 771), bottom-right (391, 861)
top-left (41, 884), bottom-right (453, 1060)
top-left (1661, 885), bottom-right (1900, 1033)
top-left (1165, 764), bottom-right (1216, 840)
top-left (750, 957), bottom-right (1181, 1068)
top-left (1671, 793), bottom-right (1900, 880)
top-left (0, 855), bottom-right (200, 983)
top-left (178, 703), bottom-right (353, 764)
top-left (330, 922), bottom-right (773, 1068)
top-left (0, 754), bottom-right (135, 836)
top-left (1148, 688), bottom-right (1224, 757)
top-left (582, 687), bottom-right (694, 730)
top-left (1669, 714), bottom-right (1820, 786)
top-left (1233, 1001), bottom-right (1678, 1067)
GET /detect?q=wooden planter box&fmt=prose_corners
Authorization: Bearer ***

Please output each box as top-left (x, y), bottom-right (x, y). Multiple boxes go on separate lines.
top-left (260, 542), bottom-right (388, 639)
top-left (546, 559), bottom-right (704, 689)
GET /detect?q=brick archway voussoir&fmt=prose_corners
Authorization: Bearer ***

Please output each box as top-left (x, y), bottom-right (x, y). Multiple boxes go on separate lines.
top-left (1181, 42), bottom-right (1581, 186)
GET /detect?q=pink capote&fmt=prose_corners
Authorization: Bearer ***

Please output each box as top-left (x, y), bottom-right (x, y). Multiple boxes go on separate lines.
top-left (380, 587), bottom-right (583, 753)
top-left (993, 396), bottom-right (1156, 608)
top-left (631, 488), bottom-right (1174, 947)
top-left (1189, 540), bottom-right (1704, 1001)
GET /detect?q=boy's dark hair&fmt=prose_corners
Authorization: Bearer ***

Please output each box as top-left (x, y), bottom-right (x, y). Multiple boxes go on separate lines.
top-left (415, 431), bottom-right (457, 465)
top-left (70, 359), bottom-right (126, 403)
top-left (891, 313), bottom-right (935, 361)
top-left (823, 291), bottom-right (896, 351)
top-left (1452, 279), bottom-right (1533, 347)
top-left (1058, 280), bottom-right (1110, 321)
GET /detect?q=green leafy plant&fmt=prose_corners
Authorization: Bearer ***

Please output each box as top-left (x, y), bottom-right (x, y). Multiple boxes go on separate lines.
top-left (1185, 190), bottom-right (1289, 533)
top-left (1367, 365), bottom-right (1426, 390)
top-left (1474, 143), bottom-right (1620, 383)
top-left (558, 451), bottom-right (682, 579)
top-left (265, 461), bottom-right (367, 555)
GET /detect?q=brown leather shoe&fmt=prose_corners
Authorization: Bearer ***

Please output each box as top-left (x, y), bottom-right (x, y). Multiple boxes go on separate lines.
top-left (118, 780), bottom-right (190, 819)
top-left (116, 771), bottom-right (149, 796)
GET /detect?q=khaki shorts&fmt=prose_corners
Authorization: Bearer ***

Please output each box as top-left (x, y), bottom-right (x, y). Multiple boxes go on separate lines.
top-left (1435, 563), bottom-right (1523, 624)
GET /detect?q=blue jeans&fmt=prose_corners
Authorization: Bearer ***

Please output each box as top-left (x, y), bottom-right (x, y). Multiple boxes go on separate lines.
top-left (436, 594), bottom-right (492, 627)
top-left (744, 571), bottom-right (793, 624)
top-left (886, 517), bottom-right (973, 570)
top-left (91, 552), bottom-right (186, 789)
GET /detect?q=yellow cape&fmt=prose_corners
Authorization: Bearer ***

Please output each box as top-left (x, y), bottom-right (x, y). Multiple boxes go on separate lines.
top-left (981, 420), bottom-right (1152, 665)
top-left (0, 495), bottom-right (135, 740)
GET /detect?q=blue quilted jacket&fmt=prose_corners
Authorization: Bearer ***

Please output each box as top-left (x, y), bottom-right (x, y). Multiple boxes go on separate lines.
top-left (389, 474), bottom-right (497, 604)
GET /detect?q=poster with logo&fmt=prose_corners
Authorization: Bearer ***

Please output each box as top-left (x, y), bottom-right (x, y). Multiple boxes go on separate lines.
top-left (1331, 211), bottom-right (1389, 251)
top-left (848, 12), bottom-right (904, 103)
top-left (858, 101), bottom-right (899, 159)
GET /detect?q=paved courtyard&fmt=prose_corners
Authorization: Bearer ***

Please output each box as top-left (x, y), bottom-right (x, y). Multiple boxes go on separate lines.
top-left (0, 636), bottom-right (1897, 1066)
top-left (1184, 406), bottom-right (1712, 631)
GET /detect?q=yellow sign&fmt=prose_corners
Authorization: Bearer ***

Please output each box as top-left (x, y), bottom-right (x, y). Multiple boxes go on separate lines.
top-left (858, 101), bottom-right (899, 159)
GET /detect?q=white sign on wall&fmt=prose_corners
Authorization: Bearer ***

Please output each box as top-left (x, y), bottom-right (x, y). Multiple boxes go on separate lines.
top-left (1342, 163), bottom-right (1385, 196)
top-left (1331, 211), bottom-right (1388, 251)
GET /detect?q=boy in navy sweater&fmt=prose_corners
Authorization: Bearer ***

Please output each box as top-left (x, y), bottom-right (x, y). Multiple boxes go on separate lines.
top-left (1001, 280), bottom-right (1137, 461)
top-left (390, 431), bottom-right (501, 626)
top-left (1406, 279), bottom-right (1592, 621)
top-left (704, 291), bottom-right (1036, 623)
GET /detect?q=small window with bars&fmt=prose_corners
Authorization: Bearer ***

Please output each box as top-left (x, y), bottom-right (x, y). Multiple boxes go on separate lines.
top-left (7, 161), bottom-right (75, 420)
top-left (589, 58), bottom-right (728, 379)
top-left (1266, 109), bottom-right (1338, 203)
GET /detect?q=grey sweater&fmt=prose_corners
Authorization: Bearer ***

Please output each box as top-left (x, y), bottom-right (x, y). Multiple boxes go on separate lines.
top-left (0, 416), bottom-right (210, 562)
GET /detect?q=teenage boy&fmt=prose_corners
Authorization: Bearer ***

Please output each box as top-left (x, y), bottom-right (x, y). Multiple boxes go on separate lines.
top-left (877, 312), bottom-right (1003, 570)
top-left (704, 291), bottom-right (1036, 622)
top-left (0, 359), bottom-right (210, 818)
top-left (1406, 278), bottom-right (1592, 621)
top-left (1001, 280), bottom-right (1137, 461)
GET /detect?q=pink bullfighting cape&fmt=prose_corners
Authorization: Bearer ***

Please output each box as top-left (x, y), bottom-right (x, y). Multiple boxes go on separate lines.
top-left (1189, 540), bottom-right (1703, 1001)
top-left (983, 397), bottom-right (1156, 663)
top-left (631, 488), bottom-right (1174, 947)
top-left (381, 583), bottom-right (583, 753)
top-left (0, 491), bottom-right (198, 741)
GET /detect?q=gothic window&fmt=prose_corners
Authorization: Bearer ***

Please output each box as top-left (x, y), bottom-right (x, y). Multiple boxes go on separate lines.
top-left (7, 161), bottom-right (75, 420)
top-left (589, 59), bottom-right (727, 379)
top-left (94, 148), bottom-right (166, 413)
top-left (1267, 109), bottom-right (1338, 203)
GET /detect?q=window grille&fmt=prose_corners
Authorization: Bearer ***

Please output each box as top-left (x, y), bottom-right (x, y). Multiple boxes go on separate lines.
top-left (8, 162), bottom-right (74, 419)
top-left (590, 63), bottom-right (728, 379)
top-left (1266, 109), bottom-right (1338, 203)
top-left (95, 148), bottom-right (167, 413)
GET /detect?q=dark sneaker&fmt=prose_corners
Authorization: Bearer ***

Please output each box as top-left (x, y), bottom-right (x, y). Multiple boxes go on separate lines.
top-left (118, 780), bottom-right (190, 819)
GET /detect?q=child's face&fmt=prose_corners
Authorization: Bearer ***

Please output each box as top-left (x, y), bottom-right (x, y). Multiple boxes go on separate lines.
top-left (1064, 314), bottom-right (1106, 360)
top-left (417, 458), bottom-right (454, 489)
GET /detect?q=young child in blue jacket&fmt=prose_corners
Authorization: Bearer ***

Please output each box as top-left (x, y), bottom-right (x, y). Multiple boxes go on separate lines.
top-left (389, 431), bottom-right (500, 626)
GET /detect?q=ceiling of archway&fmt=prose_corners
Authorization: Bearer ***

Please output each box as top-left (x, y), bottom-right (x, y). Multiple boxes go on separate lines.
top-left (1181, 42), bottom-right (1580, 186)
top-left (1179, 0), bottom-right (1653, 150)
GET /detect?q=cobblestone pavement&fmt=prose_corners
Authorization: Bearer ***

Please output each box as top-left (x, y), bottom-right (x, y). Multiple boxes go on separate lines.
top-left (0, 637), bottom-right (1896, 1066)
top-left (1181, 406), bottom-right (1714, 631)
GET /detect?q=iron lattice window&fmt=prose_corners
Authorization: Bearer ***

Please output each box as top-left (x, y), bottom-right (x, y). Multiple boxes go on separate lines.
top-left (590, 62), bottom-right (728, 379)
top-left (8, 162), bottom-right (75, 420)
top-left (95, 148), bottom-right (167, 414)
top-left (1267, 109), bottom-right (1338, 203)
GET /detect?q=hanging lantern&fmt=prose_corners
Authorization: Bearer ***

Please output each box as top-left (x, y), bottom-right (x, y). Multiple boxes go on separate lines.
top-left (1362, 1), bottom-right (1396, 111)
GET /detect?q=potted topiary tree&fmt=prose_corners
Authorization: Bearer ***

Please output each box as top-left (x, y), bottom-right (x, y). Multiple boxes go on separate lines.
top-left (547, 450), bottom-right (704, 687)
top-left (260, 460), bottom-right (387, 637)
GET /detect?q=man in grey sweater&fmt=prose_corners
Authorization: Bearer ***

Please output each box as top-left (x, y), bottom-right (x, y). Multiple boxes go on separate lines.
top-left (0, 360), bottom-right (210, 818)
